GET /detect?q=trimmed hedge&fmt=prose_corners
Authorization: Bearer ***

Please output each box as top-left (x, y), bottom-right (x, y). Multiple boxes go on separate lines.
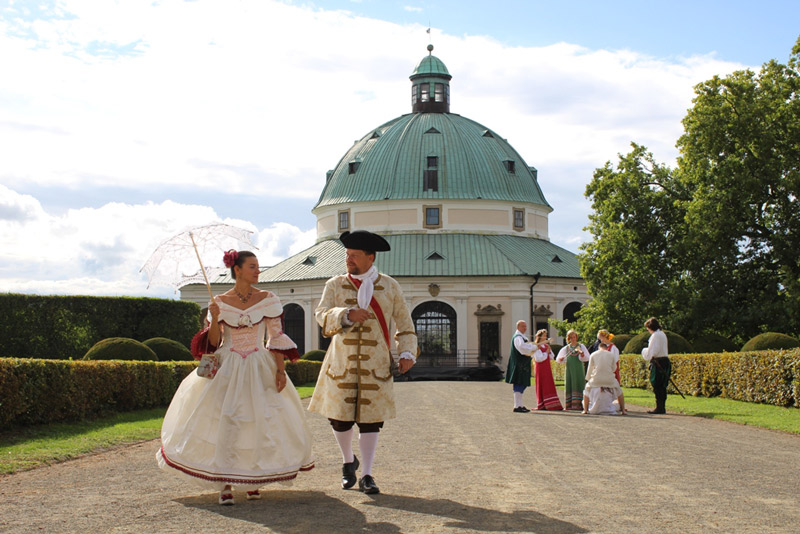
top-left (691, 333), bottom-right (739, 354)
top-left (301, 349), bottom-right (327, 362)
top-left (610, 333), bottom-right (634, 353)
top-left (0, 294), bottom-right (202, 360)
top-left (0, 358), bottom-right (321, 428)
top-left (618, 348), bottom-right (800, 407)
top-left (623, 330), bottom-right (694, 354)
top-left (143, 337), bottom-right (194, 361)
top-left (741, 332), bottom-right (800, 352)
top-left (83, 337), bottom-right (159, 361)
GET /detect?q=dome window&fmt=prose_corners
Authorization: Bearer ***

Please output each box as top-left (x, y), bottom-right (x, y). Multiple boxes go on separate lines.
top-left (513, 208), bottom-right (525, 231)
top-left (425, 127), bottom-right (441, 134)
top-left (503, 160), bottom-right (516, 173)
top-left (424, 156), bottom-right (439, 192)
top-left (348, 161), bottom-right (361, 174)
top-left (370, 131), bottom-right (381, 139)
top-left (420, 83), bottom-right (430, 103)
top-left (423, 205), bottom-right (442, 229)
top-left (434, 83), bottom-right (444, 103)
top-left (338, 209), bottom-right (350, 231)
top-left (482, 130), bottom-right (494, 138)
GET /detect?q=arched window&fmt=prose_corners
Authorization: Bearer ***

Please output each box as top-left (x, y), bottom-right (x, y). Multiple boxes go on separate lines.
top-left (412, 301), bottom-right (457, 366)
top-left (283, 303), bottom-right (305, 355)
top-left (562, 301), bottom-right (583, 323)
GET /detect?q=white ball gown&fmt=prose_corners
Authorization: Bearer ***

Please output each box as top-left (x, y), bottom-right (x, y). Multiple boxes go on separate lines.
top-left (157, 294), bottom-right (315, 491)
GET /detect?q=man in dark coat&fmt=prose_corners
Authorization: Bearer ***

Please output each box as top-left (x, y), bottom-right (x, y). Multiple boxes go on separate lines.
top-left (505, 320), bottom-right (537, 413)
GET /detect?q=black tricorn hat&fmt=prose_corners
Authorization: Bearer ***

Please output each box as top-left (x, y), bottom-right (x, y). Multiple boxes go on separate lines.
top-left (340, 230), bottom-right (391, 252)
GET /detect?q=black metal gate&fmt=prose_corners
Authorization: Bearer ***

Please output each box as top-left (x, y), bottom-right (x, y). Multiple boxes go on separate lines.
top-left (412, 301), bottom-right (457, 367)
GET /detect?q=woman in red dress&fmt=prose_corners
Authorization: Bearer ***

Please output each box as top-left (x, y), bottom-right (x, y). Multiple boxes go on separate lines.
top-left (532, 329), bottom-right (563, 411)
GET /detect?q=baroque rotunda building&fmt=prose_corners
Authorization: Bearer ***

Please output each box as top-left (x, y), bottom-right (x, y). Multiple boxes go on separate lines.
top-left (182, 45), bottom-right (589, 374)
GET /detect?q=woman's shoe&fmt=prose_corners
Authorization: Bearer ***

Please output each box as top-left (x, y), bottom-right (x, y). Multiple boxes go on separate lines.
top-left (246, 490), bottom-right (261, 500)
top-left (219, 490), bottom-right (234, 505)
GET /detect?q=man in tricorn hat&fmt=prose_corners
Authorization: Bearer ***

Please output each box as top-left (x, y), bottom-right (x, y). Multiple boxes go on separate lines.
top-left (309, 230), bottom-right (418, 494)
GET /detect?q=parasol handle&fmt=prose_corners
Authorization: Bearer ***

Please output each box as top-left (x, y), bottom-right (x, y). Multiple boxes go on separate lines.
top-left (189, 232), bottom-right (214, 301)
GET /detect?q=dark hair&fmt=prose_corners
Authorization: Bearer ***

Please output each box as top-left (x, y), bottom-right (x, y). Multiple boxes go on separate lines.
top-left (230, 250), bottom-right (256, 280)
top-left (644, 317), bottom-right (661, 331)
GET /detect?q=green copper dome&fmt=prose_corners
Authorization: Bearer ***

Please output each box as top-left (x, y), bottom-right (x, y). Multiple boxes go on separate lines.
top-left (315, 112), bottom-right (550, 208)
top-left (411, 45), bottom-right (451, 79)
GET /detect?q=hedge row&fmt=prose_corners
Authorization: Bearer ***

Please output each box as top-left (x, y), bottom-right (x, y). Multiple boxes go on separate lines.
top-left (617, 348), bottom-right (800, 407)
top-left (0, 294), bottom-right (202, 360)
top-left (0, 358), bottom-right (322, 428)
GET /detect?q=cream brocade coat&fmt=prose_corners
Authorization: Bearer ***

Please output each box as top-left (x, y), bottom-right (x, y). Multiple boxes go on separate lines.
top-left (308, 273), bottom-right (418, 423)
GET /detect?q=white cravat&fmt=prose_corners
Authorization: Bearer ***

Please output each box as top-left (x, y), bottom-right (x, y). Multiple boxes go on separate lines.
top-left (350, 265), bottom-right (379, 309)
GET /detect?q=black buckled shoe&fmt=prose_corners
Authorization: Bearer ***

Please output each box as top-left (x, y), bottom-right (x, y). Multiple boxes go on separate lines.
top-left (513, 406), bottom-right (530, 413)
top-left (358, 475), bottom-right (380, 494)
top-left (341, 455), bottom-right (359, 489)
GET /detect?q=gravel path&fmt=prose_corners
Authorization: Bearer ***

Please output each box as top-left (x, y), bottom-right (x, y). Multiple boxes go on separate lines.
top-left (2, 382), bottom-right (800, 533)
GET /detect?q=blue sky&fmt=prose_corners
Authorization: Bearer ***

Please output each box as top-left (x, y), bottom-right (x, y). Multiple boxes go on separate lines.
top-left (1, 0), bottom-right (798, 297)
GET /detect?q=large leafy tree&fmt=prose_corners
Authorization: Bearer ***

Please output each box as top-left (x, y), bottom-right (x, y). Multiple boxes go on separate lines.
top-left (575, 37), bottom-right (800, 343)
top-left (577, 144), bottom-right (686, 340)
top-left (676, 37), bottom-right (800, 338)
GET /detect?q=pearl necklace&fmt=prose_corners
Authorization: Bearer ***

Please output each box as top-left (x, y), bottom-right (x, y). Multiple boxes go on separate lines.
top-left (234, 287), bottom-right (253, 304)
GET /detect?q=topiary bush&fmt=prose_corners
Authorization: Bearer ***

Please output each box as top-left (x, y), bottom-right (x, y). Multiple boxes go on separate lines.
top-left (301, 349), bottom-right (327, 361)
top-left (143, 337), bottom-right (193, 361)
top-left (287, 360), bottom-right (322, 385)
top-left (622, 330), bottom-right (693, 354)
top-left (691, 333), bottom-right (738, 354)
top-left (741, 332), bottom-right (800, 352)
top-left (610, 333), bottom-right (634, 353)
top-left (83, 337), bottom-right (158, 361)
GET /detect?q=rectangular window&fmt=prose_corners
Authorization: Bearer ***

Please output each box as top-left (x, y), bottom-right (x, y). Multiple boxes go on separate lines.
top-left (434, 83), bottom-right (444, 102)
top-left (338, 210), bottom-right (350, 231)
top-left (446, 85), bottom-right (450, 104)
top-left (427, 156), bottom-right (438, 168)
top-left (411, 85), bottom-right (417, 105)
top-left (513, 208), bottom-right (525, 230)
top-left (420, 83), bottom-right (430, 102)
top-left (424, 205), bottom-right (442, 229)
top-left (504, 160), bottom-right (516, 173)
top-left (423, 170), bottom-right (438, 192)
top-left (348, 161), bottom-right (360, 174)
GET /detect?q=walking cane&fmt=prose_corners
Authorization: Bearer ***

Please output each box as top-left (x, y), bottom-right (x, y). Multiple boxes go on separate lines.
top-left (650, 357), bottom-right (686, 399)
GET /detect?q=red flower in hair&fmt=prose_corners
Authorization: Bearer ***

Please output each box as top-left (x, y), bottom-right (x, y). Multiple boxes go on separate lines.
top-left (223, 250), bottom-right (239, 268)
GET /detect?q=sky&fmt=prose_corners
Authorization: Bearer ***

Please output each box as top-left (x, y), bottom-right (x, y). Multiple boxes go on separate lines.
top-left (2, 0), bottom-right (799, 298)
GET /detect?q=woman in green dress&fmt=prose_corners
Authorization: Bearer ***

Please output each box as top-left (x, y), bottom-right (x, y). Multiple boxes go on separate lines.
top-left (556, 330), bottom-right (590, 410)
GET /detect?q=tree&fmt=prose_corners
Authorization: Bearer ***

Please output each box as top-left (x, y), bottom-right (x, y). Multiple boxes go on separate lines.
top-left (577, 144), bottom-right (686, 340)
top-left (577, 36), bottom-right (800, 344)
top-left (676, 36), bottom-right (800, 338)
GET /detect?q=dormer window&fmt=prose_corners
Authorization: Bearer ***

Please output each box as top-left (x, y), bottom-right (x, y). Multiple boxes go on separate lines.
top-left (348, 161), bottom-right (360, 174)
top-left (424, 156), bottom-right (438, 192)
top-left (504, 160), bottom-right (516, 173)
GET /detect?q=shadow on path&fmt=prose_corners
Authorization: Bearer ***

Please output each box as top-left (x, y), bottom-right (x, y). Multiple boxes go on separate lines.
top-left (363, 493), bottom-right (588, 533)
top-left (175, 490), bottom-right (401, 534)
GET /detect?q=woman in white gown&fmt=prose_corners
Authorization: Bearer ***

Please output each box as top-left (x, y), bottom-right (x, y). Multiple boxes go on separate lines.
top-left (157, 250), bottom-right (314, 505)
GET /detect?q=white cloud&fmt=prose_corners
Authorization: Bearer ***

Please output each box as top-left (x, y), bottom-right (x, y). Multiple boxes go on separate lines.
top-left (0, 0), bottom-right (752, 295)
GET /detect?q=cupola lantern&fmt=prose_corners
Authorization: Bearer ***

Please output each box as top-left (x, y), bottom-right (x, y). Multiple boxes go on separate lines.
top-left (410, 44), bottom-right (452, 113)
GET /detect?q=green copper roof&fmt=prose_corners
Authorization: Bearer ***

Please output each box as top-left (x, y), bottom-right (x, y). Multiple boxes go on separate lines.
top-left (315, 113), bottom-right (551, 209)
top-left (411, 53), bottom-right (451, 78)
top-left (244, 234), bottom-right (579, 283)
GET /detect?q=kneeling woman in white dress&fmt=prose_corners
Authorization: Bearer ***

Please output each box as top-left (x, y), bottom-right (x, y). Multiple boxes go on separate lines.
top-left (157, 250), bottom-right (314, 505)
top-left (582, 342), bottom-right (627, 415)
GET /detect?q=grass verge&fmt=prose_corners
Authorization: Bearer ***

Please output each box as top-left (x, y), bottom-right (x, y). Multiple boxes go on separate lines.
top-left (0, 384), bottom-right (317, 476)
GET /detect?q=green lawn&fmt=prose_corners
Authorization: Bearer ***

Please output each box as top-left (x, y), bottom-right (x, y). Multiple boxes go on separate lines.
top-left (2, 382), bottom-right (798, 476)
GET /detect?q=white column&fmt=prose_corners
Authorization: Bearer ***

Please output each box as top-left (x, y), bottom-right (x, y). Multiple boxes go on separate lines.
top-left (455, 297), bottom-right (468, 366)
